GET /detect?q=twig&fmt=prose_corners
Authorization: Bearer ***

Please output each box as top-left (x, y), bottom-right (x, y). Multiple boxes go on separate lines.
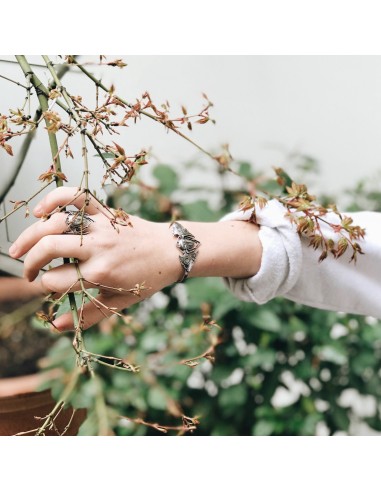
top-left (60, 408), bottom-right (77, 436)
top-left (119, 415), bottom-right (199, 434)
top-left (1, 59), bottom-right (73, 205)
top-left (70, 58), bottom-right (230, 168)
top-left (32, 366), bottom-right (81, 436)
top-left (0, 73), bottom-right (28, 89)
top-left (0, 180), bottom-right (54, 223)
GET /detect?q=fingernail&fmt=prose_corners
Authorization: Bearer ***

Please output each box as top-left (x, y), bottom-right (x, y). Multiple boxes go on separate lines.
top-left (33, 205), bottom-right (42, 216)
top-left (9, 244), bottom-right (18, 256)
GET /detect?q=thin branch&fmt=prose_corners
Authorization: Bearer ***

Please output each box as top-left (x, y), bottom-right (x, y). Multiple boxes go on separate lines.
top-left (60, 409), bottom-right (77, 436)
top-left (0, 73), bottom-right (28, 89)
top-left (33, 366), bottom-right (81, 436)
top-left (71, 59), bottom-right (222, 163)
top-left (0, 180), bottom-right (53, 223)
top-left (0, 58), bottom-right (47, 68)
top-left (119, 415), bottom-right (199, 434)
top-left (90, 358), bottom-right (139, 373)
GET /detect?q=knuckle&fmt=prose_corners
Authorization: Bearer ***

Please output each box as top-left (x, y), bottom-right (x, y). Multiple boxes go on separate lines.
top-left (23, 263), bottom-right (32, 279)
top-left (38, 212), bottom-right (61, 232)
top-left (92, 261), bottom-right (109, 282)
top-left (23, 255), bottom-right (36, 280)
top-left (40, 235), bottom-right (56, 254)
top-left (40, 273), bottom-right (56, 293)
top-left (51, 211), bottom-right (65, 225)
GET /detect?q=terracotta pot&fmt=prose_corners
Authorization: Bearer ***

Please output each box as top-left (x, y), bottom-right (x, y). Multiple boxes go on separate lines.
top-left (0, 374), bottom-right (86, 436)
top-left (0, 277), bottom-right (87, 435)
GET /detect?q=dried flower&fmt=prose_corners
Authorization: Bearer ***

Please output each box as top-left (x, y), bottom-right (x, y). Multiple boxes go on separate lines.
top-left (43, 111), bottom-right (61, 133)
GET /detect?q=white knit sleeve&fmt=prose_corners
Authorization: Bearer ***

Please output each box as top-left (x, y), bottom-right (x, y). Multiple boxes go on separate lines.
top-left (220, 200), bottom-right (381, 319)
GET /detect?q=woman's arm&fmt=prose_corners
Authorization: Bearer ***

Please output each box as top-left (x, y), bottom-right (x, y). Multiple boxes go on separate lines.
top-left (220, 200), bottom-right (381, 320)
top-left (176, 220), bottom-right (262, 280)
top-left (8, 187), bottom-right (262, 331)
top-left (11, 186), bottom-right (380, 333)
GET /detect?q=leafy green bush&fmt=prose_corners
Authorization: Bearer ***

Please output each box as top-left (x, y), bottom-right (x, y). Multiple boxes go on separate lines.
top-left (42, 159), bottom-right (381, 435)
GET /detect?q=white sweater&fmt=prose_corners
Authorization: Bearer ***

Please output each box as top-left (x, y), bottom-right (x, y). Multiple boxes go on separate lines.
top-left (221, 200), bottom-right (381, 319)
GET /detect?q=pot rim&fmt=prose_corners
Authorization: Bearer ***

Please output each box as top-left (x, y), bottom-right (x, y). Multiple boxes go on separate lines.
top-left (0, 388), bottom-right (54, 414)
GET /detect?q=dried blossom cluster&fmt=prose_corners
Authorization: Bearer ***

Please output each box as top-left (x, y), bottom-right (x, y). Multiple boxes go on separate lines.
top-left (1, 60), bottom-right (215, 189)
top-left (0, 112), bottom-right (32, 156)
top-left (240, 167), bottom-right (366, 263)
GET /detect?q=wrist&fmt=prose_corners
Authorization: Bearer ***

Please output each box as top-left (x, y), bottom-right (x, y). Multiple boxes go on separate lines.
top-left (155, 223), bottom-right (185, 286)
top-left (163, 220), bottom-right (262, 281)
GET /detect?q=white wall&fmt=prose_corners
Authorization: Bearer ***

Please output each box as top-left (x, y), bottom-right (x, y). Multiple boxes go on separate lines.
top-left (2, 56), bottom-right (381, 192)
top-left (1, 56), bottom-right (381, 273)
top-left (104, 56), bottom-right (381, 195)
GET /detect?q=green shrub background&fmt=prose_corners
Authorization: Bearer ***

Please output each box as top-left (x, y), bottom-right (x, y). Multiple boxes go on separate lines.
top-left (43, 158), bottom-right (381, 435)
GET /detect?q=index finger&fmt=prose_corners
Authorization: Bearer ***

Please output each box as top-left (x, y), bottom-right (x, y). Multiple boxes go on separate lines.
top-left (33, 187), bottom-right (101, 217)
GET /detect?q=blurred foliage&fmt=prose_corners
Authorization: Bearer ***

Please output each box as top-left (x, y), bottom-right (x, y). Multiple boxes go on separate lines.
top-left (41, 157), bottom-right (381, 435)
top-left (344, 173), bottom-right (381, 212)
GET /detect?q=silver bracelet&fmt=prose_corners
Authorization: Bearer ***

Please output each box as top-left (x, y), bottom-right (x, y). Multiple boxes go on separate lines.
top-left (171, 222), bottom-right (201, 282)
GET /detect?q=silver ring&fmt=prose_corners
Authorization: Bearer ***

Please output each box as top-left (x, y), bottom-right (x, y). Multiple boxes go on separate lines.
top-left (64, 211), bottom-right (94, 235)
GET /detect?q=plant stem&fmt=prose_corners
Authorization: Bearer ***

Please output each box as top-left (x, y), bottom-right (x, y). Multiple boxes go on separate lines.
top-left (41, 56), bottom-right (116, 187)
top-left (42, 55), bottom-right (84, 135)
top-left (15, 56), bottom-right (79, 341)
top-left (34, 366), bottom-right (81, 436)
top-left (0, 61), bottom-right (73, 205)
top-left (16, 56), bottom-right (65, 186)
top-left (90, 358), bottom-right (138, 373)
top-left (72, 262), bottom-right (96, 377)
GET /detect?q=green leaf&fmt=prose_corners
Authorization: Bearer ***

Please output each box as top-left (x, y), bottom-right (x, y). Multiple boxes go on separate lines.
top-left (238, 162), bottom-right (253, 179)
top-left (331, 407), bottom-right (350, 431)
top-left (351, 351), bottom-right (375, 376)
top-left (294, 154), bottom-right (319, 174)
top-left (251, 310), bottom-right (282, 333)
top-left (55, 290), bottom-right (98, 319)
top-left (212, 366), bottom-right (237, 385)
top-left (245, 349), bottom-right (277, 371)
top-left (288, 315), bottom-right (308, 333)
top-left (274, 167), bottom-right (294, 193)
top-left (181, 200), bottom-right (220, 222)
top-left (147, 387), bottom-right (167, 411)
top-left (218, 384), bottom-right (247, 408)
top-left (361, 324), bottom-right (381, 344)
top-left (212, 295), bottom-right (240, 319)
top-left (300, 413), bottom-right (322, 436)
top-left (153, 164), bottom-right (178, 195)
top-left (70, 378), bottom-right (99, 409)
top-left (252, 420), bottom-right (275, 436)
top-left (140, 331), bottom-right (168, 352)
top-left (315, 345), bottom-right (348, 365)
top-left (185, 277), bottom-right (231, 310)
top-left (211, 424), bottom-right (237, 436)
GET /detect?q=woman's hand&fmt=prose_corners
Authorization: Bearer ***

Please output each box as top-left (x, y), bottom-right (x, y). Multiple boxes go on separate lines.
top-left (9, 187), bottom-right (180, 331)
top-left (9, 187), bottom-right (262, 331)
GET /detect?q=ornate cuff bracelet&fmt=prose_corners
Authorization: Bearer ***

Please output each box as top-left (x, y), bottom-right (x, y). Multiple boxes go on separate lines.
top-left (171, 222), bottom-right (201, 282)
